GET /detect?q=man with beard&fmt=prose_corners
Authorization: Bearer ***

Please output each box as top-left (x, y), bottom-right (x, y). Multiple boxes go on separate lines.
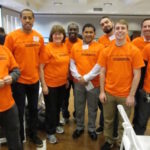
top-left (4, 9), bottom-right (44, 147)
top-left (60, 23), bottom-right (82, 124)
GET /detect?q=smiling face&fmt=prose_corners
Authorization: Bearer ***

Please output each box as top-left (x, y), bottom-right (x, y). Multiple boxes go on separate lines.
top-left (142, 20), bottom-right (150, 39)
top-left (115, 23), bottom-right (128, 41)
top-left (100, 17), bottom-right (113, 34)
top-left (52, 32), bottom-right (64, 44)
top-left (20, 10), bottom-right (34, 33)
top-left (82, 27), bottom-right (95, 44)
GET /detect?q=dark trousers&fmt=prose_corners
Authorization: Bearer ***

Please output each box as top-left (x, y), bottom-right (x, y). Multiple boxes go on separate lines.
top-left (134, 90), bottom-right (150, 135)
top-left (12, 81), bottom-right (39, 141)
top-left (98, 100), bottom-right (104, 128)
top-left (44, 85), bottom-right (66, 135)
top-left (62, 79), bottom-right (75, 119)
top-left (132, 91), bottom-right (140, 125)
top-left (0, 104), bottom-right (22, 150)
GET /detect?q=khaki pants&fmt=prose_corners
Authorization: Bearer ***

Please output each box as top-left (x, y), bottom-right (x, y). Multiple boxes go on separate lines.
top-left (103, 92), bottom-right (131, 145)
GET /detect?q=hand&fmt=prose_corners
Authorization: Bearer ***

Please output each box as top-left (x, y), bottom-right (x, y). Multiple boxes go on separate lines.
top-left (42, 85), bottom-right (49, 95)
top-left (99, 92), bottom-right (107, 103)
top-left (0, 79), bottom-right (5, 88)
top-left (78, 76), bottom-right (87, 85)
top-left (126, 95), bottom-right (135, 107)
top-left (3, 75), bottom-right (12, 85)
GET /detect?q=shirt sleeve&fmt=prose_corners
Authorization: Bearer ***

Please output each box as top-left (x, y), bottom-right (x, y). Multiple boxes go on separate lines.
top-left (70, 58), bottom-right (81, 80)
top-left (83, 64), bottom-right (100, 82)
top-left (4, 34), bottom-right (14, 53)
top-left (39, 45), bottom-right (51, 64)
top-left (142, 45), bottom-right (149, 61)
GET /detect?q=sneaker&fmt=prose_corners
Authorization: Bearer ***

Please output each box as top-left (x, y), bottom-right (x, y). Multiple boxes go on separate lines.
top-left (72, 129), bottom-right (84, 139)
top-left (47, 134), bottom-right (57, 144)
top-left (96, 126), bottom-right (103, 135)
top-left (30, 135), bottom-right (43, 147)
top-left (60, 117), bottom-right (65, 125)
top-left (56, 126), bottom-right (64, 134)
top-left (60, 117), bottom-right (69, 125)
top-left (101, 142), bottom-right (113, 150)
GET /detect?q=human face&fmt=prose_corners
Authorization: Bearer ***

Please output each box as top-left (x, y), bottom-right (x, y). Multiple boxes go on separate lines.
top-left (114, 23), bottom-right (128, 41)
top-left (142, 20), bottom-right (150, 38)
top-left (100, 18), bottom-right (113, 34)
top-left (52, 32), bottom-right (64, 44)
top-left (68, 24), bottom-right (78, 42)
top-left (82, 27), bottom-right (95, 44)
top-left (20, 11), bottom-right (34, 33)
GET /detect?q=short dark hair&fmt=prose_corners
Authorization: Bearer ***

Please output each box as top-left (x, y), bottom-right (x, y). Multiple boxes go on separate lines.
top-left (141, 18), bottom-right (150, 27)
top-left (49, 25), bottom-right (66, 43)
top-left (0, 27), bottom-right (5, 34)
top-left (99, 16), bottom-right (112, 23)
top-left (115, 19), bottom-right (128, 29)
top-left (82, 23), bottom-right (96, 32)
top-left (20, 9), bottom-right (34, 18)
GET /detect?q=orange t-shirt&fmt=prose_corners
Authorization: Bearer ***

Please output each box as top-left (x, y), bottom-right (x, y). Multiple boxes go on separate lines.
top-left (98, 42), bottom-right (144, 97)
top-left (71, 41), bottom-right (104, 87)
top-left (142, 44), bottom-right (150, 93)
top-left (4, 29), bottom-right (44, 84)
top-left (132, 36), bottom-right (149, 51)
top-left (40, 42), bottom-right (70, 87)
top-left (0, 45), bottom-right (18, 112)
top-left (98, 34), bottom-right (130, 47)
top-left (65, 37), bottom-right (82, 55)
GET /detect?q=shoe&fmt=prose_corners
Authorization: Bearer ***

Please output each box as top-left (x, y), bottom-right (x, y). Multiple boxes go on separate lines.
top-left (96, 126), bottom-right (103, 135)
top-left (101, 142), bottom-right (113, 150)
top-left (88, 131), bottom-right (97, 140)
top-left (72, 129), bottom-right (84, 139)
top-left (60, 117), bottom-right (69, 125)
top-left (56, 126), bottom-right (64, 134)
top-left (47, 134), bottom-right (57, 144)
top-left (30, 135), bottom-right (43, 147)
top-left (60, 117), bottom-right (65, 125)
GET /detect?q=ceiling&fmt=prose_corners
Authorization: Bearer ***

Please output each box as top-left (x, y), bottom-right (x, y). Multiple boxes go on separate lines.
top-left (0, 0), bottom-right (149, 15)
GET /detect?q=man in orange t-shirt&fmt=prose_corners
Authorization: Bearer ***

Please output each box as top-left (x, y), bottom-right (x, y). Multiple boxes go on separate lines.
top-left (4, 9), bottom-right (44, 147)
top-left (132, 18), bottom-right (150, 128)
top-left (98, 16), bottom-right (130, 47)
top-left (99, 20), bottom-right (144, 150)
top-left (61, 23), bottom-right (82, 124)
top-left (134, 43), bottom-right (150, 135)
top-left (97, 16), bottom-right (131, 136)
top-left (70, 23), bottom-right (104, 141)
top-left (0, 45), bottom-right (22, 149)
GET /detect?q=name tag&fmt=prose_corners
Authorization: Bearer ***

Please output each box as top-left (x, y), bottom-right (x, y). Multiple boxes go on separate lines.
top-left (109, 35), bottom-right (115, 41)
top-left (33, 36), bottom-right (39, 42)
top-left (82, 44), bottom-right (89, 50)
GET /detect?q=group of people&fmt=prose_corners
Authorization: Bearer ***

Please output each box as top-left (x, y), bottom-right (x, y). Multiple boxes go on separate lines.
top-left (0, 7), bottom-right (150, 150)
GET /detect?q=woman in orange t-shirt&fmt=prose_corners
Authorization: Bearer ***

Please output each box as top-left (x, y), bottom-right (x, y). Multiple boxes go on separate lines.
top-left (40, 25), bottom-right (69, 144)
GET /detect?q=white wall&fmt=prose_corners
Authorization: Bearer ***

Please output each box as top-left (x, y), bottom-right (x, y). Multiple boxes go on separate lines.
top-left (1, 7), bottom-right (149, 40)
top-left (1, 7), bottom-right (20, 34)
